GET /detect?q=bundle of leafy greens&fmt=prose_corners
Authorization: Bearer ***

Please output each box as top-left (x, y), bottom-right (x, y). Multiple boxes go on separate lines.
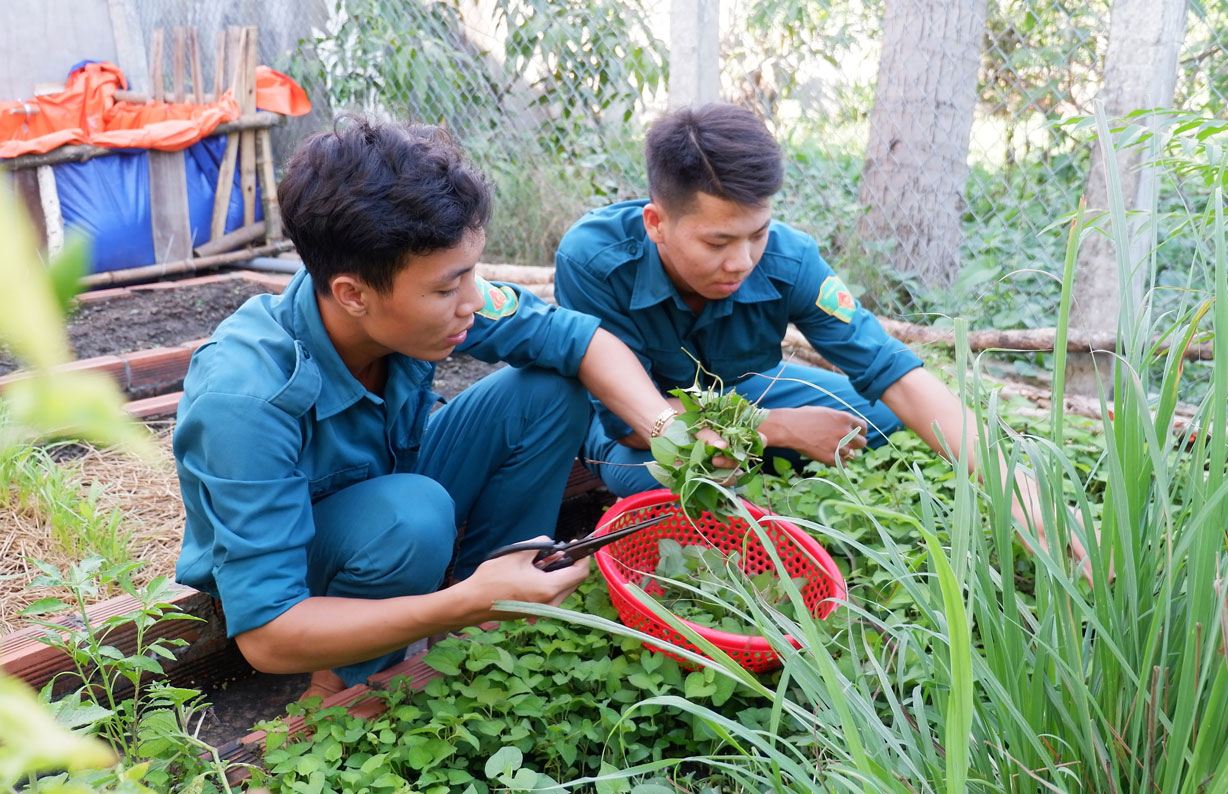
top-left (647, 381), bottom-right (768, 517)
top-left (649, 538), bottom-right (809, 635)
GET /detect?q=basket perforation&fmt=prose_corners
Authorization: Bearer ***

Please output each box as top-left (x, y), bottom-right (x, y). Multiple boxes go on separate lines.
top-left (593, 489), bottom-right (846, 673)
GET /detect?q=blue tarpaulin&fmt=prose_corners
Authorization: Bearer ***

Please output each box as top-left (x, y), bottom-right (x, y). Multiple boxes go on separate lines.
top-left (54, 135), bottom-right (261, 272)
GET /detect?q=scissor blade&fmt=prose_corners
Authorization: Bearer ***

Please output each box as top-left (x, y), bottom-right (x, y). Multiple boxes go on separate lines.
top-left (564, 514), bottom-right (670, 559)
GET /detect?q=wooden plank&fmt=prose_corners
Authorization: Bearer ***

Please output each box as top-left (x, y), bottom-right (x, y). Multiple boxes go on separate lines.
top-left (172, 27), bottom-right (185, 103)
top-left (210, 27), bottom-right (246, 240)
top-left (209, 135), bottom-right (240, 242)
top-left (226, 26), bottom-right (243, 91)
top-left (240, 132), bottom-right (257, 227)
top-left (148, 150), bottom-right (193, 262)
top-left (238, 27), bottom-right (259, 226)
top-left (107, 0), bottom-right (151, 94)
top-left (36, 165), bottom-right (64, 257)
top-left (212, 29), bottom-right (225, 102)
top-left (257, 129), bottom-right (283, 240)
top-left (149, 28), bottom-right (164, 102)
top-left (189, 28), bottom-right (203, 104)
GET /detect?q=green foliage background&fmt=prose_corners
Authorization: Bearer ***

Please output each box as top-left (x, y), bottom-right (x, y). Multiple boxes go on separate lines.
top-left (285, 0), bottom-right (1228, 331)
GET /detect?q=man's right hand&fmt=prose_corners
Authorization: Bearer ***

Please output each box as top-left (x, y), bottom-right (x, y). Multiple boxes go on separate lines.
top-left (463, 536), bottom-right (590, 617)
top-left (758, 405), bottom-right (868, 466)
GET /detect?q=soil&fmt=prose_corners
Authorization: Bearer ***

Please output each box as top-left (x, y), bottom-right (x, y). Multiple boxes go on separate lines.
top-left (0, 278), bottom-right (505, 399)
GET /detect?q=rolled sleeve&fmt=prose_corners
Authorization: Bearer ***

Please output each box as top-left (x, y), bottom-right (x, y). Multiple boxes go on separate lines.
top-left (175, 392), bottom-right (315, 637)
top-left (459, 280), bottom-right (600, 376)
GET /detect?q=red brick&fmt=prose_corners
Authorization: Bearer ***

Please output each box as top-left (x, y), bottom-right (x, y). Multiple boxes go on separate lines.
top-left (231, 270), bottom-right (292, 292)
top-left (122, 346), bottom-right (194, 391)
top-left (125, 391), bottom-right (182, 419)
top-left (76, 285), bottom-right (133, 304)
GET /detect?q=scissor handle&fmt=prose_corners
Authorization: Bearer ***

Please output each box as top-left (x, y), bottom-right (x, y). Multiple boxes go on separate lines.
top-left (484, 540), bottom-right (562, 562)
top-left (483, 514), bottom-right (669, 571)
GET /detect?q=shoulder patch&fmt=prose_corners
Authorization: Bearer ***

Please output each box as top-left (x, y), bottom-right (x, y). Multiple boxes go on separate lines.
top-left (474, 275), bottom-right (519, 320)
top-left (816, 275), bottom-right (856, 323)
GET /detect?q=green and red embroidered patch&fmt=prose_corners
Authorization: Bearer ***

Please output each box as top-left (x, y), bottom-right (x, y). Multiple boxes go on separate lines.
top-left (475, 276), bottom-right (519, 320)
top-left (815, 275), bottom-right (856, 323)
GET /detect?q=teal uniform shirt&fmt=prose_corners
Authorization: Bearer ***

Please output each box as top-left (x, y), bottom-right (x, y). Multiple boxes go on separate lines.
top-left (174, 269), bottom-right (599, 637)
top-left (554, 199), bottom-right (924, 442)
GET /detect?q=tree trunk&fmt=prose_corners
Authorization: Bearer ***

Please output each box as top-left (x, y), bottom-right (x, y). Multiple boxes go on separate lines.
top-left (1066, 0), bottom-right (1188, 395)
top-left (668, 0), bottom-right (720, 108)
top-left (856, 0), bottom-right (987, 291)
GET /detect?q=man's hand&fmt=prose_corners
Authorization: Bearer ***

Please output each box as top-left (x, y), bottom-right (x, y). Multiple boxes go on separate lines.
top-left (758, 405), bottom-right (868, 465)
top-left (235, 537), bottom-right (589, 676)
top-left (465, 536), bottom-right (591, 614)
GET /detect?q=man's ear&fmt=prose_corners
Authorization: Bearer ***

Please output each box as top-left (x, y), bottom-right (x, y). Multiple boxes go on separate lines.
top-left (643, 202), bottom-right (668, 244)
top-left (329, 275), bottom-right (369, 317)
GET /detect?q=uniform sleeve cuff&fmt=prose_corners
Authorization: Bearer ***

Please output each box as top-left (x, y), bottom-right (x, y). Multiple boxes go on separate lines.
top-left (213, 552), bottom-right (311, 638)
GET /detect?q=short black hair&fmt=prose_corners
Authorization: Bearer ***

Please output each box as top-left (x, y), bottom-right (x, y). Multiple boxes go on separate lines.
top-left (645, 103), bottom-right (784, 214)
top-left (278, 116), bottom-right (492, 295)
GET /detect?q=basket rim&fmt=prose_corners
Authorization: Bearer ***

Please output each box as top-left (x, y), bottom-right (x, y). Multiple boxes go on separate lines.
top-left (593, 489), bottom-right (847, 651)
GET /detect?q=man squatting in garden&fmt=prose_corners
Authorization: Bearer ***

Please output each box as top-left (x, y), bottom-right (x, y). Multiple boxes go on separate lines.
top-left (172, 117), bottom-right (726, 699)
top-left (554, 102), bottom-right (1089, 572)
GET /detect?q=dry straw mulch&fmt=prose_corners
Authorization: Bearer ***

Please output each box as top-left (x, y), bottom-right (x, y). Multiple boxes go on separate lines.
top-left (1, 423), bottom-right (185, 635)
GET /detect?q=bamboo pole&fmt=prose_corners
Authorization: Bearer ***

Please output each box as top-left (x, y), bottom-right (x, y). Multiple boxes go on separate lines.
top-left (79, 240), bottom-right (295, 289)
top-left (0, 113), bottom-right (285, 171)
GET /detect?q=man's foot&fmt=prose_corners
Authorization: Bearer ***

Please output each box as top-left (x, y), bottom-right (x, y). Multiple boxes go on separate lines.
top-left (298, 669), bottom-right (347, 701)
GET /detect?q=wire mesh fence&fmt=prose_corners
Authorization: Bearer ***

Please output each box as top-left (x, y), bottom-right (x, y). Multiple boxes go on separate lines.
top-left (136, 0), bottom-right (1227, 329)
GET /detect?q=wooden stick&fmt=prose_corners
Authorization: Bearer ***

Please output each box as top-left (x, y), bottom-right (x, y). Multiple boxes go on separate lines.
top-left (78, 240), bottom-right (295, 288)
top-left (189, 28), bottom-right (203, 104)
top-left (1, 113), bottom-right (285, 171)
top-left (226, 26), bottom-right (243, 91)
top-left (238, 27), bottom-right (259, 226)
top-left (36, 165), bottom-right (64, 257)
top-left (149, 28), bottom-right (164, 102)
top-left (256, 129), bottom-right (283, 240)
top-left (172, 27), bottom-right (185, 102)
top-left (209, 135), bottom-right (240, 242)
top-left (213, 30), bottom-right (225, 100)
top-left (193, 221), bottom-right (265, 257)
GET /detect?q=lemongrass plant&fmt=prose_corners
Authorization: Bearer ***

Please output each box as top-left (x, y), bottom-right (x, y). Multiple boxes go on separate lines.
top-left (502, 109), bottom-right (1228, 793)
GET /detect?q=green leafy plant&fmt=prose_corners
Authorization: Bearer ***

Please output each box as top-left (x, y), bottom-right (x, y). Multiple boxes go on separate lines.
top-left (508, 108), bottom-right (1228, 792)
top-left (0, 433), bottom-right (134, 570)
top-left (19, 558), bottom-right (240, 793)
top-left (648, 378), bottom-right (768, 518)
top-left (249, 577), bottom-right (796, 794)
top-left (648, 538), bottom-right (808, 634)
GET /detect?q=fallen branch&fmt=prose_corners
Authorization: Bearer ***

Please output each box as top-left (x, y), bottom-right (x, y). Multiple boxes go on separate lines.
top-left (474, 263), bottom-right (1215, 363)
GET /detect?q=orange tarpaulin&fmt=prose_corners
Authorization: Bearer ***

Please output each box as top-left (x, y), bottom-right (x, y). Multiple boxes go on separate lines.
top-left (0, 61), bottom-right (310, 159)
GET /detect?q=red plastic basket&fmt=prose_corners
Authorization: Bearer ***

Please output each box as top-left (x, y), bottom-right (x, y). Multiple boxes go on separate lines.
top-left (593, 489), bottom-right (846, 673)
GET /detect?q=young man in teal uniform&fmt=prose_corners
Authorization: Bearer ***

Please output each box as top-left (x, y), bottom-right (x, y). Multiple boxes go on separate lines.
top-left (554, 103), bottom-right (952, 497)
top-left (555, 103), bottom-right (1094, 578)
top-left (174, 119), bottom-right (701, 698)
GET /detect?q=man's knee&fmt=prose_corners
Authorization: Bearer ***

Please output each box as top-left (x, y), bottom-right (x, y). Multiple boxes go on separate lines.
top-left (311, 474), bottom-right (456, 594)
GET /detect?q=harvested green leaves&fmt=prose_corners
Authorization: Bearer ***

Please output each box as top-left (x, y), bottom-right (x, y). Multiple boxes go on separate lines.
top-left (647, 538), bottom-right (809, 635)
top-left (648, 385), bottom-right (768, 517)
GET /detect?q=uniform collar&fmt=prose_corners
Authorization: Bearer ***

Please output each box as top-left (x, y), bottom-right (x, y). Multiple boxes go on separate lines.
top-left (289, 271), bottom-right (370, 419)
top-left (629, 240), bottom-right (783, 315)
top-left (288, 271), bottom-right (437, 419)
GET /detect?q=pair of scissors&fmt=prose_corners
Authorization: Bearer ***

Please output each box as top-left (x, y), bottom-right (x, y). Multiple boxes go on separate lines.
top-left (483, 514), bottom-right (669, 572)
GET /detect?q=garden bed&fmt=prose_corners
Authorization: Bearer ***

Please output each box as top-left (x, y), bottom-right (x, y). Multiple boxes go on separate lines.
top-left (0, 264), bottom-right (617, 753)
